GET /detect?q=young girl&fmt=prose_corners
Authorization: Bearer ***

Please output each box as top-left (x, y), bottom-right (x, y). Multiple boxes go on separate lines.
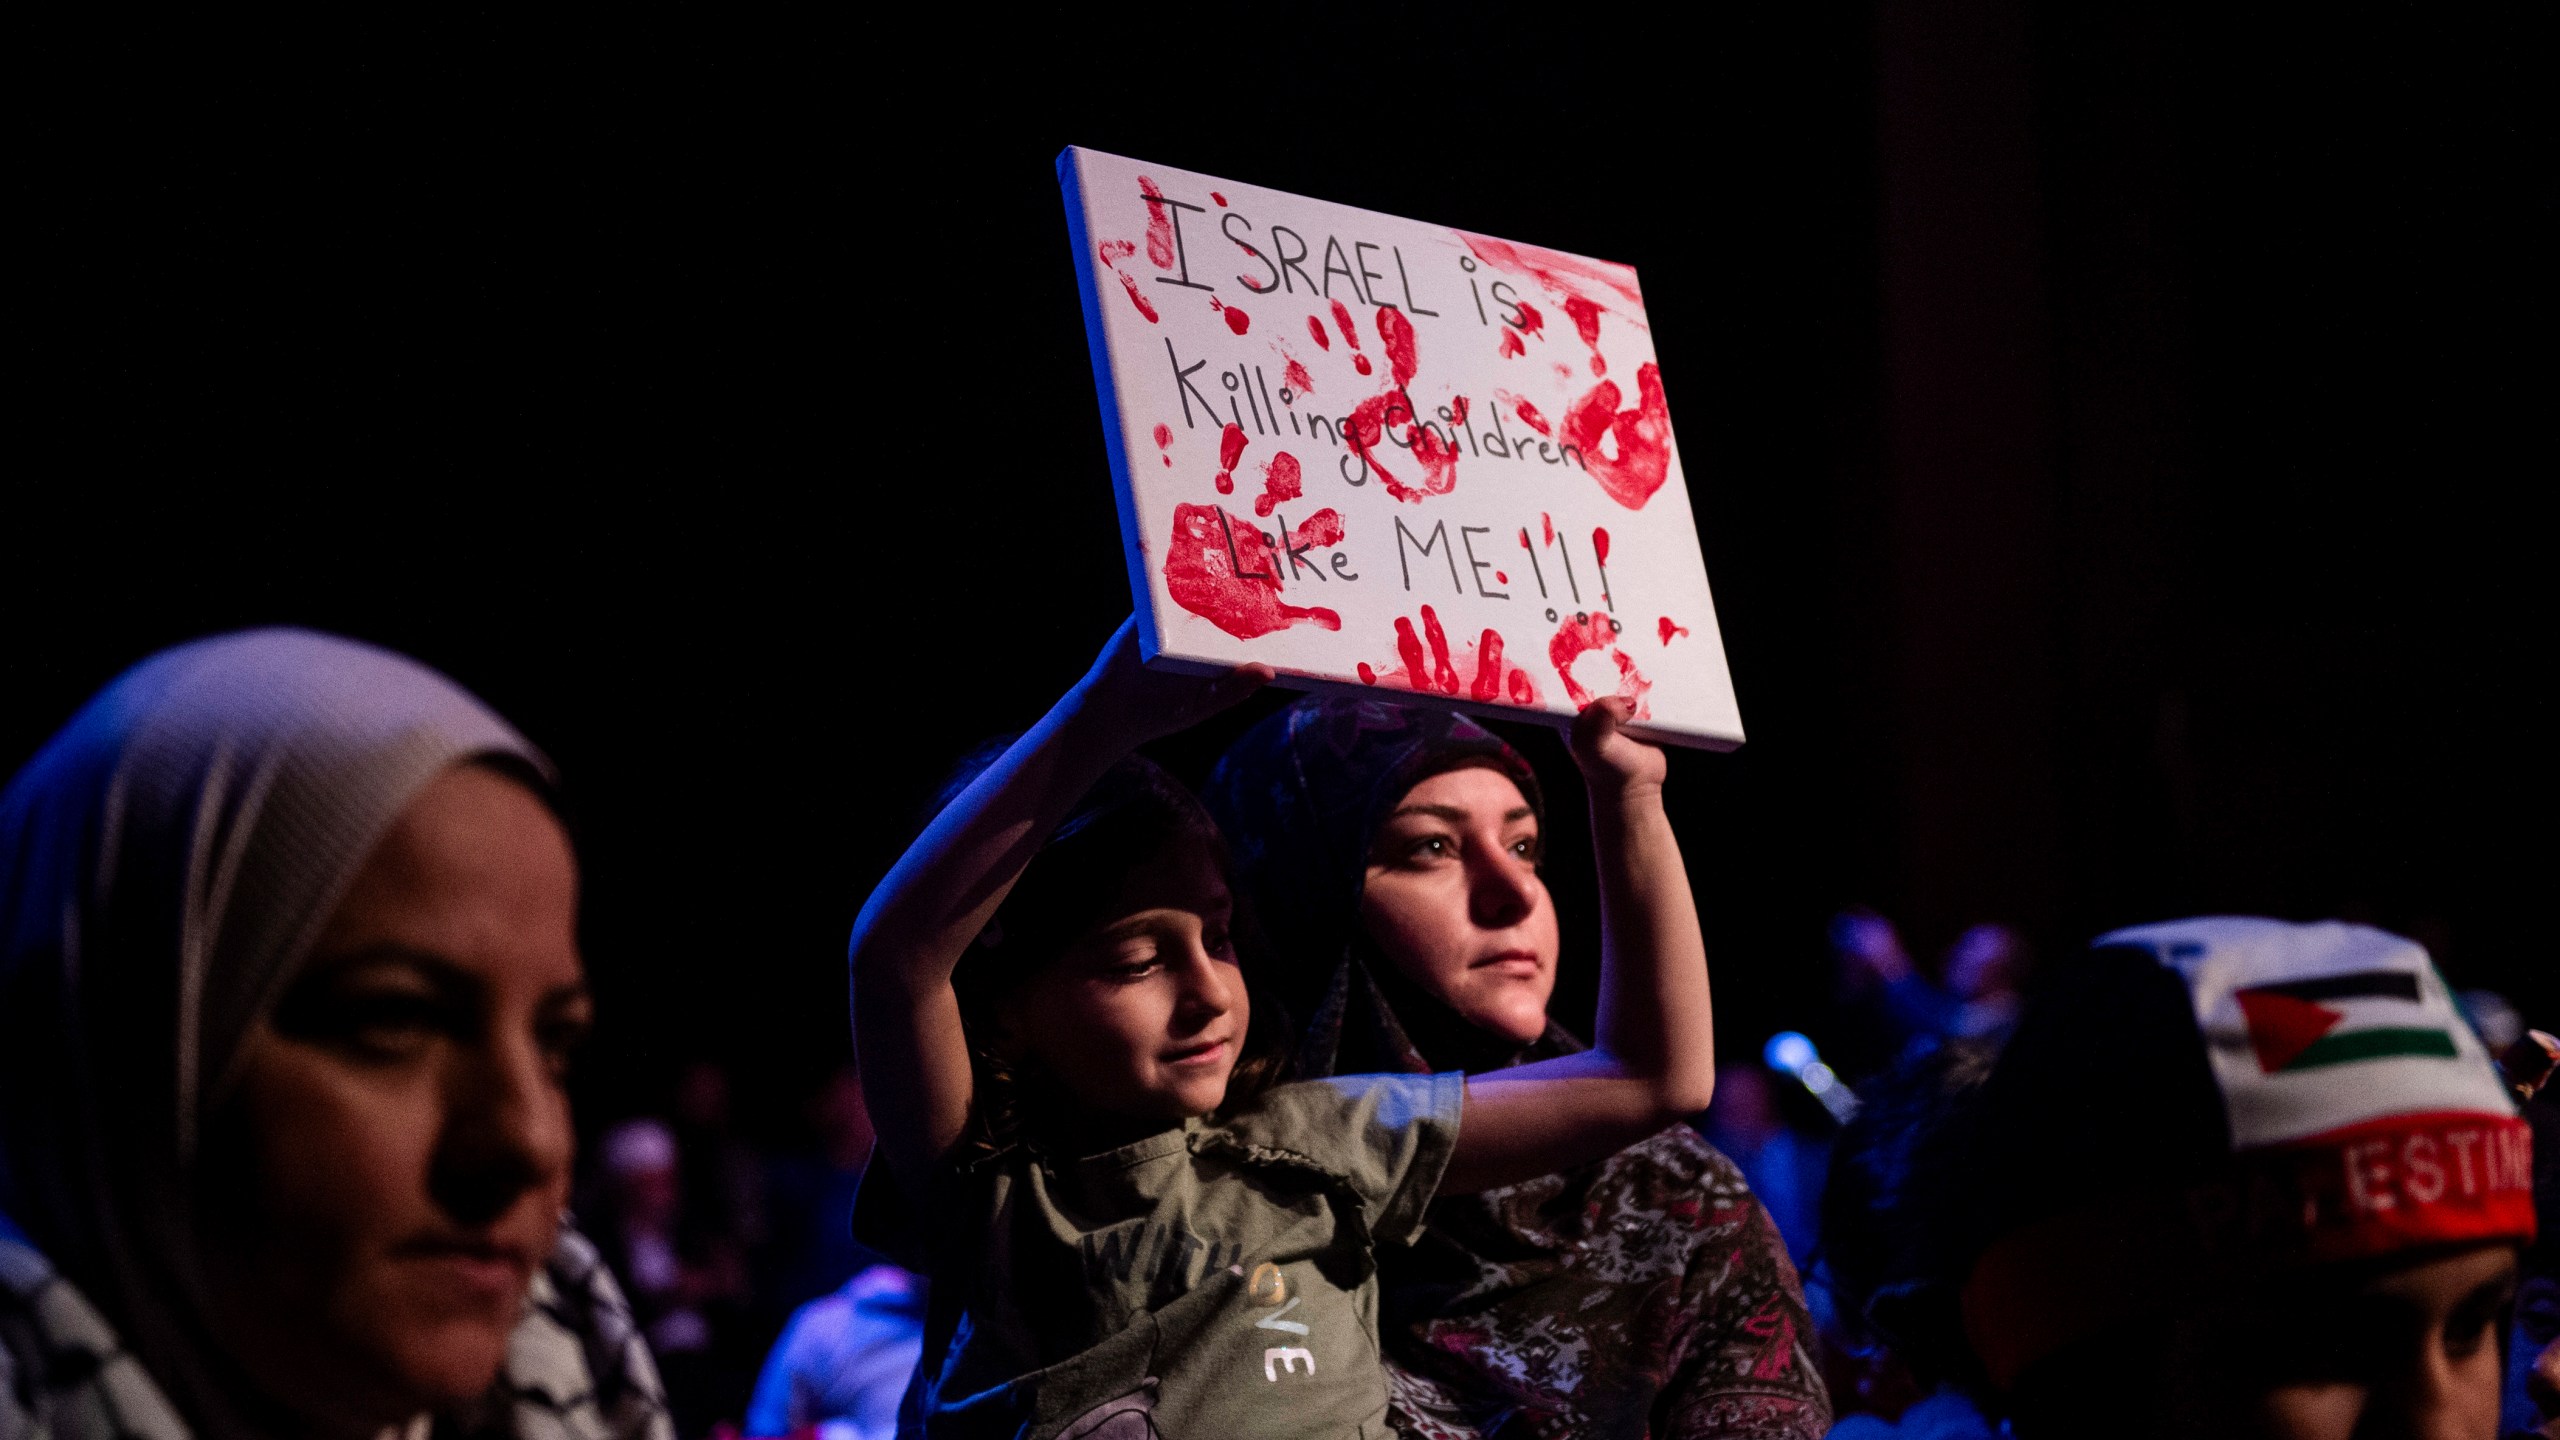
top-left (849, 620), bottom-right (1716, 1439)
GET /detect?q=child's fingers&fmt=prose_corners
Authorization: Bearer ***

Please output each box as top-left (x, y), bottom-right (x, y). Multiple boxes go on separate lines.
top-left (1570, 695), bottom-right (1631, 755)
top-left (1205, 662), bottom-right (1276, 710)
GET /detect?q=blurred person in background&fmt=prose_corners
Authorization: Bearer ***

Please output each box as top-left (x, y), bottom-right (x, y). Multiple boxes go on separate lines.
top-left (593, 1118), bottom-right (750, 1435)
top-left (1703, 1061), bottom-right (1830, 1268)
top-left (1827, 912), bottom-right (2027, 1082)
top-left (1207, 697), bottom-right (1829, 1439)
top-left (741, 1262), bottom-right (925, 1439)
top-left (761, 1063), bottom-right (883, 1317)
top-left (0, 631), bottom-right (667, 1439)
top-left (670, 1059), bottom-right (769, 1302)
top-left (1958, 917), bottom-right (2531, 1439)
top-left (1815, 1043), bottom-right (1999, 1438)
top-left (669, 1058), bottom-right (771, 1421)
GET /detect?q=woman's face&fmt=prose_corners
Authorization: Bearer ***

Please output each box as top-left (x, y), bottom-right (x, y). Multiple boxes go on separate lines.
top-left (200, 764), bottom-right (590, 1433)
top-left (1359, 765), bottom-right (1558, 1048)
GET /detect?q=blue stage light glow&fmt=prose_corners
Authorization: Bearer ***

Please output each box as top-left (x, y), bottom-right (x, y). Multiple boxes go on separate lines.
top-left (1764, 1030), bottom-right (1817, 1077)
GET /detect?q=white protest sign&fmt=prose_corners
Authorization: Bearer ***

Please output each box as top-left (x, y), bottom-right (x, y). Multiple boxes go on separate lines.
top-left (1060, 146), bottom-right (1743, 750)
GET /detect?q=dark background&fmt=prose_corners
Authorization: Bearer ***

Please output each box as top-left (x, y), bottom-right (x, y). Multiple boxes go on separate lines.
top-left (14, 5), bottom-right (2551, 1141)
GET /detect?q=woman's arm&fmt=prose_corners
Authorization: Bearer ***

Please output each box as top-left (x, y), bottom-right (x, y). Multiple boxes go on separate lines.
top-left (1441, 697), bottom-right (1717, 1194)
top-left (847, 619), bottom-right (1268, 1193)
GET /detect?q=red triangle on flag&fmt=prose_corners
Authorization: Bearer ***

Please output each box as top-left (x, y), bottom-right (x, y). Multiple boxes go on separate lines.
top-left (2235, 989), bottom-right (2347, 1073)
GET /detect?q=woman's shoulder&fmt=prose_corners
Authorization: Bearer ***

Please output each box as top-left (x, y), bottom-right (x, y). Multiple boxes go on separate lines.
top-left (1611, 1121), bottom-right (1757, 1193)
top-left (1438, 1123), bottom-right (1768, 1254)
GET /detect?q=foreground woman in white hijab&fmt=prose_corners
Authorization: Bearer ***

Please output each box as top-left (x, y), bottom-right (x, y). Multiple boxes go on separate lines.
top-left (0, 630), bottom-right (671, 1440)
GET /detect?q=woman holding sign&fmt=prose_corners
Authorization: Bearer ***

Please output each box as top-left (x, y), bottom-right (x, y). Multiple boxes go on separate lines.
top-left (1203, 698), bottom-right (1831, 1440)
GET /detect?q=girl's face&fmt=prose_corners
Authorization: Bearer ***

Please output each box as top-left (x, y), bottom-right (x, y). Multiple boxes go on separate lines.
top-left (1358, 765), bottom-right (1559, 1048)
top-left (994, 845), bottom-right (1250, 1139)
top-left (199, 765), bottom-right (589, 1434)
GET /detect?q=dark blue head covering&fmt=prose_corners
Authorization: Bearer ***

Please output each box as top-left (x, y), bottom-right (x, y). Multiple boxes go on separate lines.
top-left (1201, 695), bottom-right (1572, 1078)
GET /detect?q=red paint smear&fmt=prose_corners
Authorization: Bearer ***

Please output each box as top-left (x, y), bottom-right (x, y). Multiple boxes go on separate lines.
top-left (1098, 239), bottom-right (1159, 323)
top-left (1593, 527), bottom-right (1612, 567)
top-left (1154, 421), bottom-right (1173, 468)
top-left (1371, 615), bottom-right (1536, 706)
top-left (1421, 605), bottom-right (1460, 695)
top-left (1448, 395), bottom-right (1470, 426)
top-left (1542, 512), bottom-right (1556, 547)
top-left (1498, 329), bottom-right (1525, 359)
top-left (1162, 503), bottom-right (1340, 639)
top-left (1291, 507), bottom-right (1344, 549)
top-left (1562, 296), bottom-right (1606, 377)
top-left (1306, 315), bottom-right (1331, 351)
top-left (1561, 363), bottom-right (1675, 510)
top-left (1470, 629), bottom-right (1507, 702)
top-left (1346, 393), bottom-right (1403, 496)
top-left (1376, 306), bottom-right (1419, 389)
top-left (1115, 271), bottom-right (1160, 324)
top-left (1548, 613), bottom-right (1653, 715)
top-left (1351, 390), bottom-right (1459, 504)
top-left (1138, 177), bottom-right (1176, 271)
top-left (1284, 357), bottom-right (1315, 395)
top-left (1253, 451), bottom-right (1304, 518)
top-left (1336, 307), bottom-right (1456, 504)
top-left (1510, 394), bottom-right (1552, 437)
top-left (1223, 303), bottom-right (1251, 336)
top-left (1659, 616), bottom-right (1691, 645)
top-left (1212, 191), bottom-right (1228, 207)
top-left (1495, 570), bottom-right (1508, 584)
top-left (1393, 617), bottom-right (1430, 692)
top-left (1513, 301), bottom-right (1546, 338)
top-left (1402, 425), bottom-right (1464, 504)
top-left (1353, 354), bottom-right (1373, 377)
top-left (1214, 473), bottom-right (1234, 494)
top-left (1219, 422), bottom-right (1249, 473)
top-left (1562, 296), bottom-right (1603, 348)
top-left (1458, 231), bottom-right (1650, 316)
top-left (1329, 299), bottom-right (1364, 355)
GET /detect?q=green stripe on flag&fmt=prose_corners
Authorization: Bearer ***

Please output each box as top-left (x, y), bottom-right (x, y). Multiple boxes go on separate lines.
top-left (2283, 1027), bottom-right (2459, 1071)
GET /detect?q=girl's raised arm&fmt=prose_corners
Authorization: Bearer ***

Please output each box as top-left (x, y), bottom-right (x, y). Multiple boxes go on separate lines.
top-left (847, 619), bottom-right (1268, 1193)
top-left (1440, 697), bottom-right (1719, 1194)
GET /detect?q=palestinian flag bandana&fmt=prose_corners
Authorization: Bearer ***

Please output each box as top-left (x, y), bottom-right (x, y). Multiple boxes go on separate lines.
top-left (2155, 916), bottom-right (2532, 1262)
top-left (1961, 917), bottom-right (2534, 1389)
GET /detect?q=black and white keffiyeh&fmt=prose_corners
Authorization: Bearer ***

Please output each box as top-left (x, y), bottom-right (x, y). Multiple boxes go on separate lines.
top-left (1, 1226), bottom-right (670, 1440)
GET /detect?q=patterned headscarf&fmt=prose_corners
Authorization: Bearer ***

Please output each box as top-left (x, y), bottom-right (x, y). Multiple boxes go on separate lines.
top-left (1200, 695), bottom-right (1566, 1080)
top-left (0, 630), bottom-right (667, 1439)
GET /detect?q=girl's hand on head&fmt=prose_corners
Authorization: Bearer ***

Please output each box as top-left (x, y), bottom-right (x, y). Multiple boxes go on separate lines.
top-left (1569, 696), bottom-right (1666, 800)
top-left (1071, 616), bottom-right (1276, 748)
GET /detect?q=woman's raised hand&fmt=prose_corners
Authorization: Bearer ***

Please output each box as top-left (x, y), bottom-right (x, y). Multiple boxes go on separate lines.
top-left (1068, 616), bottom-right (1275, 750)
top-left (1569, 696), bottom-right (1667, 799)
